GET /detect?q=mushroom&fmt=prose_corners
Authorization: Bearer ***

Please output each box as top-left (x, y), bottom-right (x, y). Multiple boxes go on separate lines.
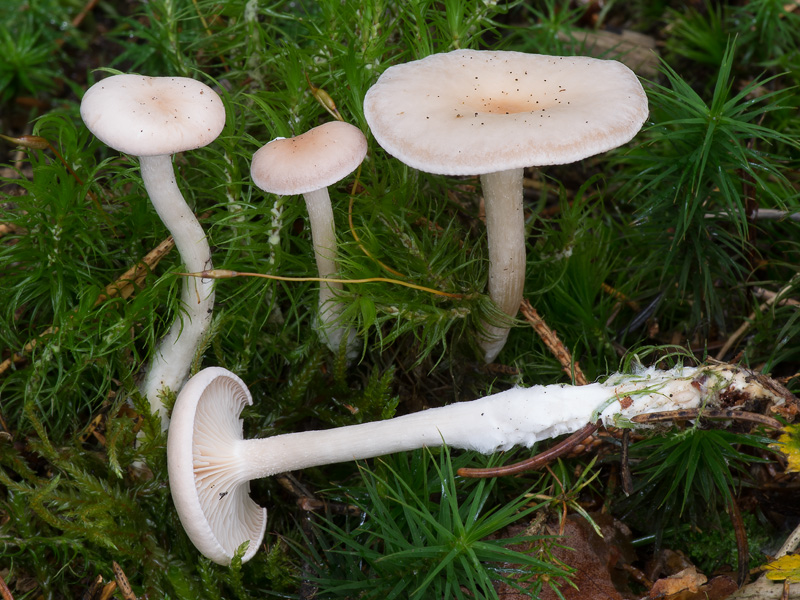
top-left (81, 74), bottom-right (226, 429)
top-left (250, 121), bottom-right (367, 361)
top-left (363, 50), bottom-right (649, 362)
top-left (167, 363), bottom-right (780, 565)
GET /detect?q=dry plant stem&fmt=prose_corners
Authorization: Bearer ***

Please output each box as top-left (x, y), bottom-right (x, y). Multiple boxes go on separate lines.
top-left (775, 521), bottom-right (800, 559)
top-left (729, 496), bottom-right (750, 587)
top-left (112, 562), bottom-right (136, 600)
top-left (457, 421), bottom-right (600, 478)
top-left (303, 186), bottom-right (358, 358)
top-left (717, 279), bottom-right (799, 360)
top-left (521, 299), bottom-right (588, 385)
top-left (139, 155), bottom-right (214, 428)
top-left (479, 168), bottom-right (525, 363)
top-left (0, 571), bottom-right (13, 600)
top-left (0, 237), bottom-right (175, 377)
top-left (630, 408), bottom-right (784, 430)
top-left (180, 269), bottom-right (466, 299)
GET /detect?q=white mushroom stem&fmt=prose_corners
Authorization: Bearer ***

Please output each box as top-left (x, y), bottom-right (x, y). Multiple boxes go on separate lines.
top-left (303, 187), bottom-right (358, 360)
top-left (170, 362), bottom-right (787, 565)
top-left (139, 154), bottom-right (215, 428)
top-left (479, 167), bottom-right (526, 363)
top-left (207, 365), bottom-right (731, 481)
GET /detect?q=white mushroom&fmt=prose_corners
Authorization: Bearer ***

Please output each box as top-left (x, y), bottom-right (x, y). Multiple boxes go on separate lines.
top-left (250, 121), bottom-right (367, 361)
top-left (81, 74), bottom-right (226, 429)
top-left (363, 50), bottom-right (649, 362)
top-left (167, 363), bottom-right (781, 565)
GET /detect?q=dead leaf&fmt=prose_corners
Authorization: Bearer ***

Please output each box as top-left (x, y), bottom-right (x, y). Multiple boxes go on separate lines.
top-left (649, 566), bottom-right (707, 598)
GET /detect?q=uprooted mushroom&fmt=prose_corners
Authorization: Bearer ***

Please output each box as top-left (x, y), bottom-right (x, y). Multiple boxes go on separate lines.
top-left (167, 362), bottom-right (787, 565)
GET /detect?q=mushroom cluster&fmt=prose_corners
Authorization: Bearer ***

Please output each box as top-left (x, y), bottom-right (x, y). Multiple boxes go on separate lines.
top-left (81, 53), bottom-right (652, 567)
top-left (364, 50), bottom-right (649, 361)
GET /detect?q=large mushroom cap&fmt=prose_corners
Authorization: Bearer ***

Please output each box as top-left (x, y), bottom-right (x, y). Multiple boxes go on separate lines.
top-left (250, 121), bottom-right (368, 195)
top-left (167, 367), bottom-right (266, 565)
top-left (363, 49), bottom-right (649, 175)
top-left (80, 74), bottom-right (226, 156)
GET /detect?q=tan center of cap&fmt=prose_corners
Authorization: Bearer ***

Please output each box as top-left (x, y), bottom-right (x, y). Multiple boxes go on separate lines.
top-left (363, 49), bottom-right (649, 176)
top-left (80, 74), bottom-right (226, 156)
top-left (251, 121), bottom-right (368, 196)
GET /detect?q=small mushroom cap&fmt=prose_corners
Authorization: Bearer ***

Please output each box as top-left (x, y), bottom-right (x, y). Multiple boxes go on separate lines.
top-left (167, 367), bottom-right (266, 565)
top-left (250, 121), bottom-right (368, 195)
top-left (363, 49), bottom-right (649, 176)
top-left (80, 74), bottom-right (226, 156)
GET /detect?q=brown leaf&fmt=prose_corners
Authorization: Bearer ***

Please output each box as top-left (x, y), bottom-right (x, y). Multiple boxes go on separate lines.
top-left (648, 566), bottom-right (707, 598)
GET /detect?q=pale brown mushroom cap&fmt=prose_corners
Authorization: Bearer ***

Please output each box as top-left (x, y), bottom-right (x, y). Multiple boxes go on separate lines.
top-left (363, 49), bottom-right (649, 175)
top-left (80, 74), bottom-right (226, 157)
top-left (250, 121), bottom-right (368, 195)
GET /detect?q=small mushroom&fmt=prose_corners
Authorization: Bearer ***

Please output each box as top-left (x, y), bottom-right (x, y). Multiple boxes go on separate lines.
top-left (167, 363), bottom-right (777, 565)
top-left (250, 121), bottom-right (367, 361)
top-left (81, 74), bottom-right (226, 428)
top-left (363, 50), bottom-right (649, 362)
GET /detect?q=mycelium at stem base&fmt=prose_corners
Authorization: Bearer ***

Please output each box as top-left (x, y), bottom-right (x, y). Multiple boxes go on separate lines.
top-left (138, 155), bottom-right (215, 428)
top-left (168, 363), bottom-right (788, 565)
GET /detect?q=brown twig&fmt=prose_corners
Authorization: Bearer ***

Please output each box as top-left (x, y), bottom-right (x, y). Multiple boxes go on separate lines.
top-left (0, 237), bottom-right (175, 377)
top-left (717, 278), bottom-right (799, 360)
top-left (630, 408), bottom-right (784, 430)
top-left (112, 562), bottom-right (137, 600)
top-left (457, 421), bottom-right (600, 478)
top-left (458, 301), bottom-right (595, 478)
top-left (0, 571), bottom-right (14, 600)
top-left (729, 496), bottom-right (750, 587)
top-left (520, 299), bottom-right (588, 385)
top-left (621, 428), bottom-right (633, 496)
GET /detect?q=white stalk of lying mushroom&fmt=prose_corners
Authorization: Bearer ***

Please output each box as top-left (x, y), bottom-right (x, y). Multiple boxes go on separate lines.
top-left (168, 362), bottom-right (786, 565)
top-left (81, 74), bottom-right (226, 429)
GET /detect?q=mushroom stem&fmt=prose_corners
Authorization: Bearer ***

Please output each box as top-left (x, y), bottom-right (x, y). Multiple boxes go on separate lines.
top-left (139, 154), bottom-right (215, 427)
top-left (302, 187), bottom-right (359, 360)
top-left (237, 380), bottom-right (608, 480)
top-left (478, 167), bottom-right (526, 363)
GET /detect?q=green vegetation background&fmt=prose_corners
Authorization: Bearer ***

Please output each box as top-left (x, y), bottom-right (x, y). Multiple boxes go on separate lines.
top-left (1, 0), bottom-right (798, 598)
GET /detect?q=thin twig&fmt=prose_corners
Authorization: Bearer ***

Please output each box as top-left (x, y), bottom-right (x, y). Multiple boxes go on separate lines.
top-left (179, 269), bottom-right (467, 299)
top-left (0, 571), bottom-right (14, 600)
top-left (630, 408), bottom-right (784, 430)
top-left (717, 278), bottom-right (799, 360)
top-left (728, 496), bottom-right (750, 587)
top-left (112, 562), bottom-right (137, 600)
top-left (457, 421), bottom-right (599, 478)
top-left (520, 299), bottom-right (588, 385)
top-left (0, 237), bottom-right (175, 377)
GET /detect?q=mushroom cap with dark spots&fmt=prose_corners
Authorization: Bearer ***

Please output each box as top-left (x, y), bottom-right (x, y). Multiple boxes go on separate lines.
top-left (363, 49), bottom-right (649, 176)
top-left (80, 74), bottom-right (226, 157)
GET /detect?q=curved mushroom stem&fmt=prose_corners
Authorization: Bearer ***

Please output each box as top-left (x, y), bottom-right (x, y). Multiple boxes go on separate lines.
top-left (303, 187), bottom-right (360, 361)
top-left (478, 167), bottom-right (525, 363)
top-left (139, 154), bottom-right (215, 429)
